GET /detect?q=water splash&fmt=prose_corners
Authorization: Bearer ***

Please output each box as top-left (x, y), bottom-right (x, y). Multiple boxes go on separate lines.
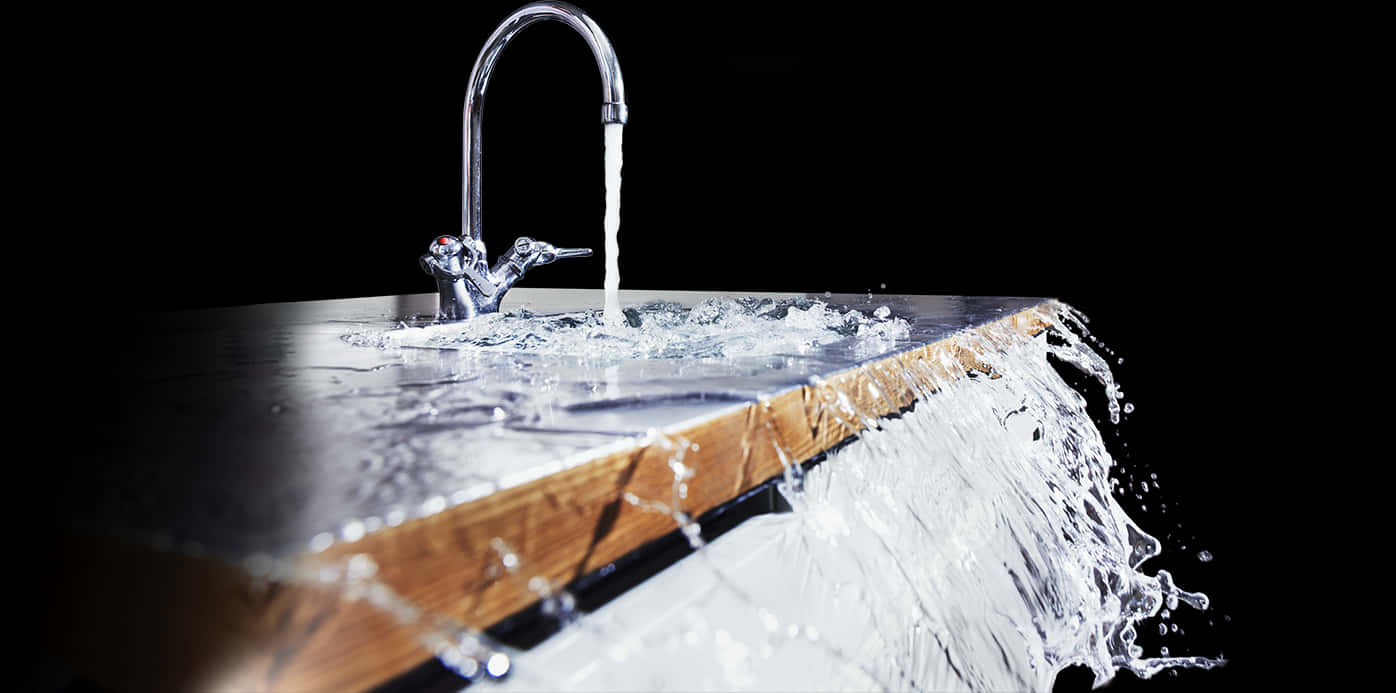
top-left (347, 296), bottom-right (911, 361)
top-left (488, 302), bottom-right (1224, 691)
top-left (220, 299), bottom-right (1221, 691)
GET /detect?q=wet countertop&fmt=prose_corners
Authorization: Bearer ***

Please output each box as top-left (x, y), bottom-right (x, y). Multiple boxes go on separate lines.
top-left (69, 289), bottom-right (1048, 559)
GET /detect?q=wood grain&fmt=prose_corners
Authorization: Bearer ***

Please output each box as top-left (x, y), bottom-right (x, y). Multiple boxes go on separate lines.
top-left (44, 307), bottom-right (1050, 692)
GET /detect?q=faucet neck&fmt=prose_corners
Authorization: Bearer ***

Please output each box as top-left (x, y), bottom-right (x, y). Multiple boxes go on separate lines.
top-left (462, 1), bottom-right (628, 245)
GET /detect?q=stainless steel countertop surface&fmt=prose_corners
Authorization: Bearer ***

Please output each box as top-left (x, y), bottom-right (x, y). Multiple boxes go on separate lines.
top-left (71, 289), bottom-right (1048, 559)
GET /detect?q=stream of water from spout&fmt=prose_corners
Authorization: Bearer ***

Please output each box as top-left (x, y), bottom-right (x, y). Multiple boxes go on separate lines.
top-left (602, 123), bottom-right (623, 327)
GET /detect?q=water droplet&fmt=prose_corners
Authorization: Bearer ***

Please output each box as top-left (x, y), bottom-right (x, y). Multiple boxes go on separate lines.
top-left (1197, 550), bottom-right (1213, 562)
top-left (1123, 402), bottom-right (1135, 414)
top-left (486, 652), bottom-right (511, 678)
top-left (347, 554), bottom-right (377, 580)
top-left (341, 519), bottom-right (365, 542)
top-left (308, 532), bottom-right (333, 553)
top-left (421, 496), bottom-right (447, 515)
top-left (455, 657), bottom-right (480, 678)
top-left (758, 609), bottom-right (780, 632)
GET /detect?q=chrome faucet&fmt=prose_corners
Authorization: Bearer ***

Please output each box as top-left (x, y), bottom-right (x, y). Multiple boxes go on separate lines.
top-left (422, 1), bottom-right (627, 321)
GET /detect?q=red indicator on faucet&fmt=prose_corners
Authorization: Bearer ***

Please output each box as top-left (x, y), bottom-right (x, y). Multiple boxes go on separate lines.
top-left (438, 237), bottom-right (451, 245)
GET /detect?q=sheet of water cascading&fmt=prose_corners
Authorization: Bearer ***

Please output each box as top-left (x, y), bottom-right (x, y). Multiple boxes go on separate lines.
top-left (492, 297), bottom-right (1218, 692)
top-left (54, 288), bottom-right (1053, 692)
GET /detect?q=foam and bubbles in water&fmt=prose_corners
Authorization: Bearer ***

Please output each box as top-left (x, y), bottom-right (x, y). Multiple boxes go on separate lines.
top-left (348, 295), bottom-right (912, 361)
top-left (324, 300), bottom-right (1224, 690)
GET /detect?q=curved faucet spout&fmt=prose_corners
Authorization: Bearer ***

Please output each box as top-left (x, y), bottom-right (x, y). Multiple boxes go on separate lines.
top-left (425, 2), bottom-right (625, 322)
top-left (463, 1), bottom-right (628, 244)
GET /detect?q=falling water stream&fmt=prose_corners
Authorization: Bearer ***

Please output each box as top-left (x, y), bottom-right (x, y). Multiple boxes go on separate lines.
top-left (292, 300), bottom-right (1225, 691)
top-left (602, 123), bottom-right (623, 327)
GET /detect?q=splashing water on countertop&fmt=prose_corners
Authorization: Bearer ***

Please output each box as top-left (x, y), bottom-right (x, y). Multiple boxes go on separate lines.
top-left (75, 292), bottom-right (1225, 689)
top-left (486, 301), bottom-right (1224, 691)
top-left (346, 295), bottom-right (912, 360)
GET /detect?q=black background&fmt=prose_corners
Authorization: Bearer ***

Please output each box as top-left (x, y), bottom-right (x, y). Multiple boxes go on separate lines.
top-left (37, 1), bottom-right (1312, 689)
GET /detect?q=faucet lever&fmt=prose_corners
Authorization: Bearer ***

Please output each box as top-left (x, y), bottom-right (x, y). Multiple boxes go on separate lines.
top-left (518, 237), bottom-right (593, 264)
top-left (550, 247), bottom-right (594, 260)
top-left (502, 237), bottom-right (592, 275)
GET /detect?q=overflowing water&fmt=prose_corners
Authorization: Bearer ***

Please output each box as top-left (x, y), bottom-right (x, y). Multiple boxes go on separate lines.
top-left (351, 295), bottom-right (911, 361)
top-left (602, 123), bottom-right (624, 327)
top-left (80, 290), bottom-right (1226, 690)
top-left (322, 300), bottom-right (1225, 690)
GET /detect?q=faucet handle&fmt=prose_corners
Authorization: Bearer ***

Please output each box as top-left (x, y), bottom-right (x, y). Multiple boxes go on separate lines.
top-left (540, 245), bottom-right (595, 264)
top-left (509, 237), bottom-right (593, 270)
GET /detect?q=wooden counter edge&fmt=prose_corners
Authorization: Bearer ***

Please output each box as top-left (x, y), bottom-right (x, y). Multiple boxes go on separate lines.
top-left (43, 304), bottom-right (1053, 692)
